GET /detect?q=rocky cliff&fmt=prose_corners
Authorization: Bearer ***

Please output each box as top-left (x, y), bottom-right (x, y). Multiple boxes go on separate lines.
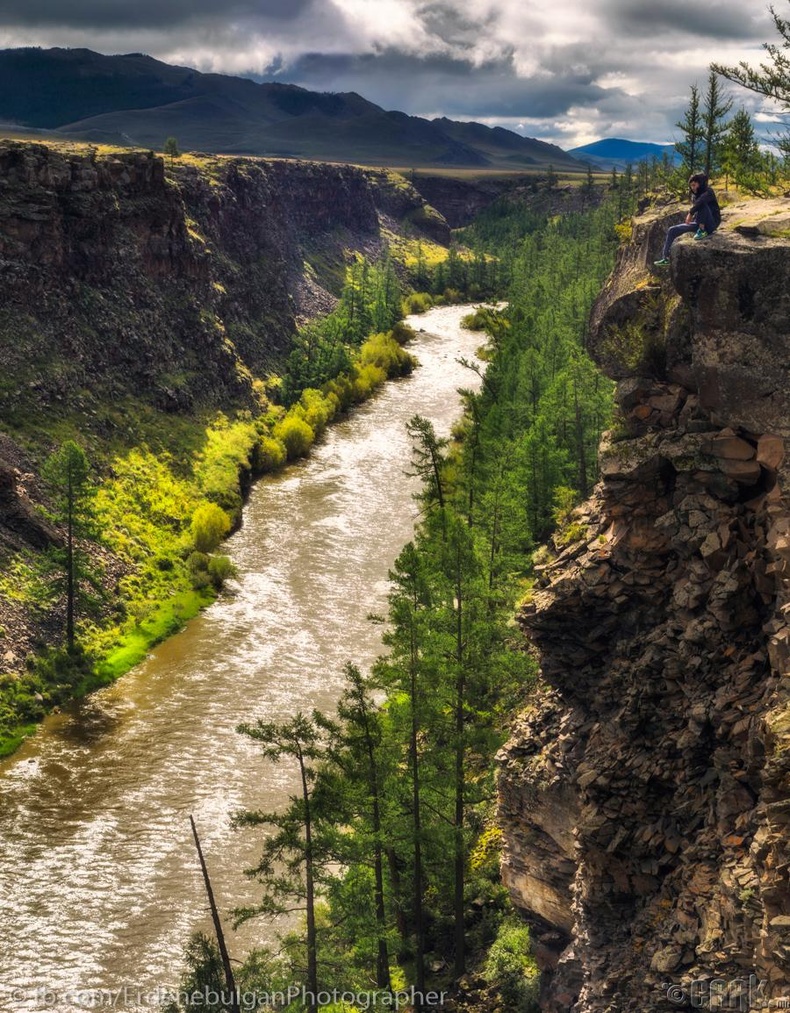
top-left (0, 141), bottom-right (448, 554)
top-left (498, 197), bottom-right (790, 1011)
top-left (0, 142), bottom-right (446, 421)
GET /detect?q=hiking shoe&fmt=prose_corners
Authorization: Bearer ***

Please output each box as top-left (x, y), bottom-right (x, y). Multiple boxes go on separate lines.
top-left (654, 258), bottom-right (669, 267)
top-left (693, 229), bottom-right (708, 240)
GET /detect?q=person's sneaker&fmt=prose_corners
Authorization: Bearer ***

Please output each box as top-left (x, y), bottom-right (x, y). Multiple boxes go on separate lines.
top-left (654, 258), bottom-right (670, 266)
top-left (693, 229), bottom-right (708, 240)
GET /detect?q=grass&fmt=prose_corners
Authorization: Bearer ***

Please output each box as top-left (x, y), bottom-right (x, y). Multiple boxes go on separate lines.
top-left (0, 722), bottom-right (39, 759)
top-left (95, 588), bottom-right (211, 682)
top-left (0, 131), bottom-right (591, 181)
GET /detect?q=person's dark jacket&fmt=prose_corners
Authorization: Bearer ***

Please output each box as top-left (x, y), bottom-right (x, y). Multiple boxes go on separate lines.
top-left (690, 185), bottom-right (721, 229)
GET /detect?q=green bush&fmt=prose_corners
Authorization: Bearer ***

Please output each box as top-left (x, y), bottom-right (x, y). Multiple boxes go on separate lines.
top-left (190, 503), bottom-right (231, 553)
top-left (402, 291), bottom-right (433, 314)
top-left (256, 436), bottom-right (287, 472)
top-left (187, 551), bottom-right (210, 573)
top-left (483, 917), bottom-right (541, 1013)
top-left (274, 415), bottom-right (315, 459)
top-left (390, 320), bottom-right (417, 345)
top-left (194, 415), bottom-right (259, 516)
top-left (298, 388), bottom-right (337, 436)
top-left (323, 375), bottom-right (355, 411)
top-left (351, 363), bottom-right (387, 402)
top-left (359, 332), bottom-right (415, 378)
top-left (207, 555), bottom-right (237, 589)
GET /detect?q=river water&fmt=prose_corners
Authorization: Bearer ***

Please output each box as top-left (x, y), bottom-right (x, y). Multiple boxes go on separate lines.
top-left (0, 305), bottom-right (485, 1011)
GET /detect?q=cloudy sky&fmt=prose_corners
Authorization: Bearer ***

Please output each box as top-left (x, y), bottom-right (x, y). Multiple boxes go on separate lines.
top-left (0, 0), bottom-right (782, 148)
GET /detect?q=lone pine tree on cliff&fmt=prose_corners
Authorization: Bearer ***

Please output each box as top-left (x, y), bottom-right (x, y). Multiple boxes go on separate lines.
top-left (163, 136), bottom-right (181, 165)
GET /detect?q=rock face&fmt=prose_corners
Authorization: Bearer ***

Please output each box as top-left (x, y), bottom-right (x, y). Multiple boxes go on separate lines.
top-left (0, 142), bottom-right (446, 419)
top-left (498, 197), bottom-right (790, 1011)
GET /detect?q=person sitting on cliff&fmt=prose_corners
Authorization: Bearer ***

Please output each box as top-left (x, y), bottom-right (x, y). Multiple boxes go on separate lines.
top-left (654, 172), bottom-right (721, 267)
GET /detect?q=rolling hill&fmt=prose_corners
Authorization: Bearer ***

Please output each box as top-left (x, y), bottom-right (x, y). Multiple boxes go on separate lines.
top-left (0, 47), bottom-right (584, 170)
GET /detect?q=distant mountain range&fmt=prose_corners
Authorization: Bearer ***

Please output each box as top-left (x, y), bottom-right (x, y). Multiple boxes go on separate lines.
top-left (569, 138), bottom-right (680, 171)
top-left (0, 48), bottom-right (585, 171)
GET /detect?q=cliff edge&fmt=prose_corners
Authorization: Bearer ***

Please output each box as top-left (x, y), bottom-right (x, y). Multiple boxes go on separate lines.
top-left (498, 197), bottom-right (790, 1011)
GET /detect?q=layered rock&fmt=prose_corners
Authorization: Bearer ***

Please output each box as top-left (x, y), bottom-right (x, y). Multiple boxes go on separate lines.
top-left (499, 198), bottom-right (790, 1010)
top-left (0, 142), bottom-right (446, 420)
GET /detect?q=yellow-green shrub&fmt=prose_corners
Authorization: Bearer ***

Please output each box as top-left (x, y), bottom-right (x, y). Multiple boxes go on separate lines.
top-left (298, 388), bottom-right (337, 436)
top-left (274, 415), bottom-right (315, 459)
top-left (351, 362), bottom-right (387, 401)
top-left (402, 291), bottom-right (433, 314)
top-left (323, 375), bottom-right (355, 411)
top-left (191, 502), bottom-right (232, 553)
top-left (255, 435), bottom-right (287, 472)
top-left (193, 415), bottom-right (259, 516)
top-left (359, 332), bottom-right (415, 379)
top-left (207, 555), bottom-right (237, 589)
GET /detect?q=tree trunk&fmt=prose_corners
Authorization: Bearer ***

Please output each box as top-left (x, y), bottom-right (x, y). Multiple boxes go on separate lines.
top-left (301, 750), bottom-right (318, 1013)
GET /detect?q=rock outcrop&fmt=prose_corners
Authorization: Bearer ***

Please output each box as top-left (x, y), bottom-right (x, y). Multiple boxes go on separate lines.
top-left (498, 197), bottom-right (790, 1011)
top-left (0, 142), bottom-right (446, 420)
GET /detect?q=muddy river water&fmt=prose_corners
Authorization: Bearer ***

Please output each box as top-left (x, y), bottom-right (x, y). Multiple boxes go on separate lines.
top-left (0, 305), bottom-right (485, 1011)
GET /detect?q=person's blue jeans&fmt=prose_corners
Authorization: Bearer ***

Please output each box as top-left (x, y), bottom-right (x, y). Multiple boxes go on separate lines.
top-left (661, 204), bottom-right (716, 258)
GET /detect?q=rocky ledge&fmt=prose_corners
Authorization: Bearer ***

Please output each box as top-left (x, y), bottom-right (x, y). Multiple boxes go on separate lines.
top-left (498, 197), bottom-right (790, 1011)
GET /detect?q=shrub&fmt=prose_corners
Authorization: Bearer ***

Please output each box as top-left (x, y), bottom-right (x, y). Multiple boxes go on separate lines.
top-left (190, 570), bottom-right (212, 591)
top-left (274, 415), bottom-right (315, 459)
top-left (190, 503), bottom-right (231, 553)
top-left (402, 292), bottom-right (433, 314)
top-left (323, 376), bottom-right (355, 411)
top-left (359, 332), bottom-right (415, 379)
top-left (390, 320), bottom-right (417, 345)
top-left (351, 362), bottom-right (387, 402)
top-left (483, 917), bottom-right (541, 1012)
top-left (298, 388), bottom-right (336, 436)
top-left (207, 555), bottom-right (237, 589)
top-left (187, 551), bottom-right (210, 574)
top-left (256, 436), bottom-right (287, 472)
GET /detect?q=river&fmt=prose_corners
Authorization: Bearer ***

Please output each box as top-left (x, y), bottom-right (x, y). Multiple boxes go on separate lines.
top-left (0, 305), bottom-right (485, 1011)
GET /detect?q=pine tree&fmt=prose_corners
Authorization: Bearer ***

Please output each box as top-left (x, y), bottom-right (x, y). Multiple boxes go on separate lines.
top-left (722, 108), bottom-right (763, 188)
top-left (675, 84), bottom-right (704, 174)
top-left (713, 3), bottom-right (790, 106)
top-left (234, 713), bottom-right (335, 1013)
top-left (42, 440), bottom-right (96, 652)
top-left (406, 415), bottom-right (449, 514)
top-left (701, 71), bottom-right (733, 176)
top-left (375, 542), bottom-right (437, 998)
top-left (163, 136), bottom-right (181, 164)
top-left (319, 664), bottom-right (393, 989)
top-left (713, 4), bottom-right (790, 160)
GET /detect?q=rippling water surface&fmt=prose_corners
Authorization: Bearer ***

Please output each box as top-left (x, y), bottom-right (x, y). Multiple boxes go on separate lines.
top-left (0, 306), bottom-right (484, 1010)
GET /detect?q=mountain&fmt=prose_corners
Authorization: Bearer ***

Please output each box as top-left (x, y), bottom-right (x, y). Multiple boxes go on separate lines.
top-left (0, 48), bottom-right (584, 170)
top-left (569, 137), bottom-right (680, 171)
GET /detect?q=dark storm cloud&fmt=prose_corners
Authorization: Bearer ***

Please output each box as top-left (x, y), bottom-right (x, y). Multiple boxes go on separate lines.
top-left (265, 48), bottom-right (611, 120)
top-left (600, 0), bottom-right (766, 41)
top-left (417, 1), bottom-right (499, 47)
top-left (0, 0), bottom-right (312, 29)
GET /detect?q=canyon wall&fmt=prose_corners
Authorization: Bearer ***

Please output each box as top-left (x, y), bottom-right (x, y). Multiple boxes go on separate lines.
top-left (0, 142), bottom-right (447, 554)
top-left (498, 198), bottom-right (790, 1011)
top-left (0, 142), bottom-right (445, 421)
